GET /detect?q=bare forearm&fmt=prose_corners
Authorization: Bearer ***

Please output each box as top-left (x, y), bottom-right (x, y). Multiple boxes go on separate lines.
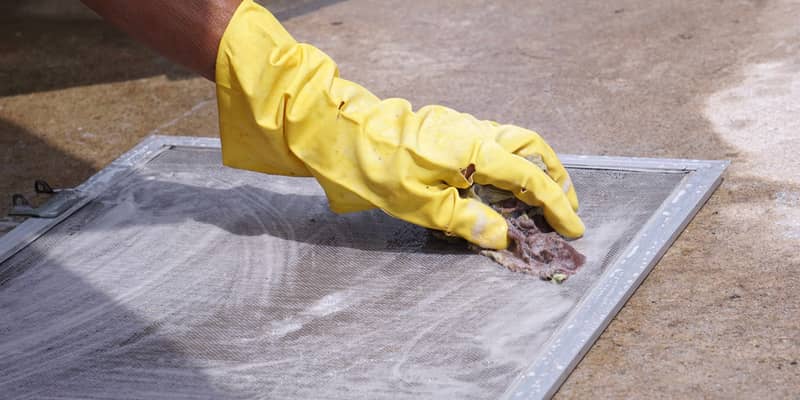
top-left (80, 0), bottom-right (241, 80)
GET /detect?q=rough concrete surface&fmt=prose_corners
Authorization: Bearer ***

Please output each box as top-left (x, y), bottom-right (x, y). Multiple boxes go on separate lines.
top-left (0, 0), bottom-right (798, 398)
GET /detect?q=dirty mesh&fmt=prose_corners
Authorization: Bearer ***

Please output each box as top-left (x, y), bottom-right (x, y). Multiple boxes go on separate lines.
top-left (0, 147), bottom-right (685, 399)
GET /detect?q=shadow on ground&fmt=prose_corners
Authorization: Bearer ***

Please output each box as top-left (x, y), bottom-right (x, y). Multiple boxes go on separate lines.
top-left (0, 0), bottom-right (346, 96)
top-left (0, 9), bottom-right (192, 96)
top-left (0, 117), bottom-right (96, 217)
top-left (0, 0), bottom-right (348, 219)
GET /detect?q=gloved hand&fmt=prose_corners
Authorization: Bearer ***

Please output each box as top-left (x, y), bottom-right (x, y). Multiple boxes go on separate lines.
top-left (215, 0), bottom-right (584, 249)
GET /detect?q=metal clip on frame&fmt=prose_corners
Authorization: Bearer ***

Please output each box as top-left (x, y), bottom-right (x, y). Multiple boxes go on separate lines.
top-left (9, 180), bottom-right (83, 218)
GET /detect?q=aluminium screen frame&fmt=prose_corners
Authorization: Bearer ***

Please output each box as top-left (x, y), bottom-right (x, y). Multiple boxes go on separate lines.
top-left (0, 135), bottom-right (728, 399)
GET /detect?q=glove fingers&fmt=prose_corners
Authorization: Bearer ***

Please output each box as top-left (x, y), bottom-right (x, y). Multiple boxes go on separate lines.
top-left (492, 125), bottom-right (579, 211)
top-left (438, 188), bottom-right (509, 249)
top-left (533, 140), bottom-right (580, 212)
top-left (472, 144), bottom-right (585, 238)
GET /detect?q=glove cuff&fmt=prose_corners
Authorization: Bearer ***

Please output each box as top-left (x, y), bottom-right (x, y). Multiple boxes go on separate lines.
top-left (216, 0), bottom-right (297, 90)
top-left (214, 0), bottom-right (310, 176)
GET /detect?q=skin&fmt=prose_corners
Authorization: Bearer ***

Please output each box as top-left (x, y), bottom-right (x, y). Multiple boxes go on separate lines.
top-left (80, 0), bottom-right (241, 80)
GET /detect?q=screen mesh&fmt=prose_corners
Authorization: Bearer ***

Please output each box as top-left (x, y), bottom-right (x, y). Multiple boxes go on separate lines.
top-left (0, 147), bottom-right (685, 399)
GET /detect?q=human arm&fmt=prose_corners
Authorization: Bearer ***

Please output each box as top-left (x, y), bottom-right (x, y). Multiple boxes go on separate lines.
top-left (80, 0), bottom-right (240, 80)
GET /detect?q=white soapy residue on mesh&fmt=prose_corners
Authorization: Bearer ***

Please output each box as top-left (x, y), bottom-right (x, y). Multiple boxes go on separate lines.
top-left (0, 151), bottom-right (686, 399)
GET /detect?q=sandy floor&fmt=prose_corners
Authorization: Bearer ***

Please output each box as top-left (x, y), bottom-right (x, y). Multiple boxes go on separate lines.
top-left (1, 0), bottom-right (798, 397)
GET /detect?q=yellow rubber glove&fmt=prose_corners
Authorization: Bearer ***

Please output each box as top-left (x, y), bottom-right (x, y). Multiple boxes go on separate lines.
top-left (215, 0), bottom-right (584, 249)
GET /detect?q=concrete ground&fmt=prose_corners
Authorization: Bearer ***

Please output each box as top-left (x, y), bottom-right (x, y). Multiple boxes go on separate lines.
top-left (1, 0), bottom-right (798, 398)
